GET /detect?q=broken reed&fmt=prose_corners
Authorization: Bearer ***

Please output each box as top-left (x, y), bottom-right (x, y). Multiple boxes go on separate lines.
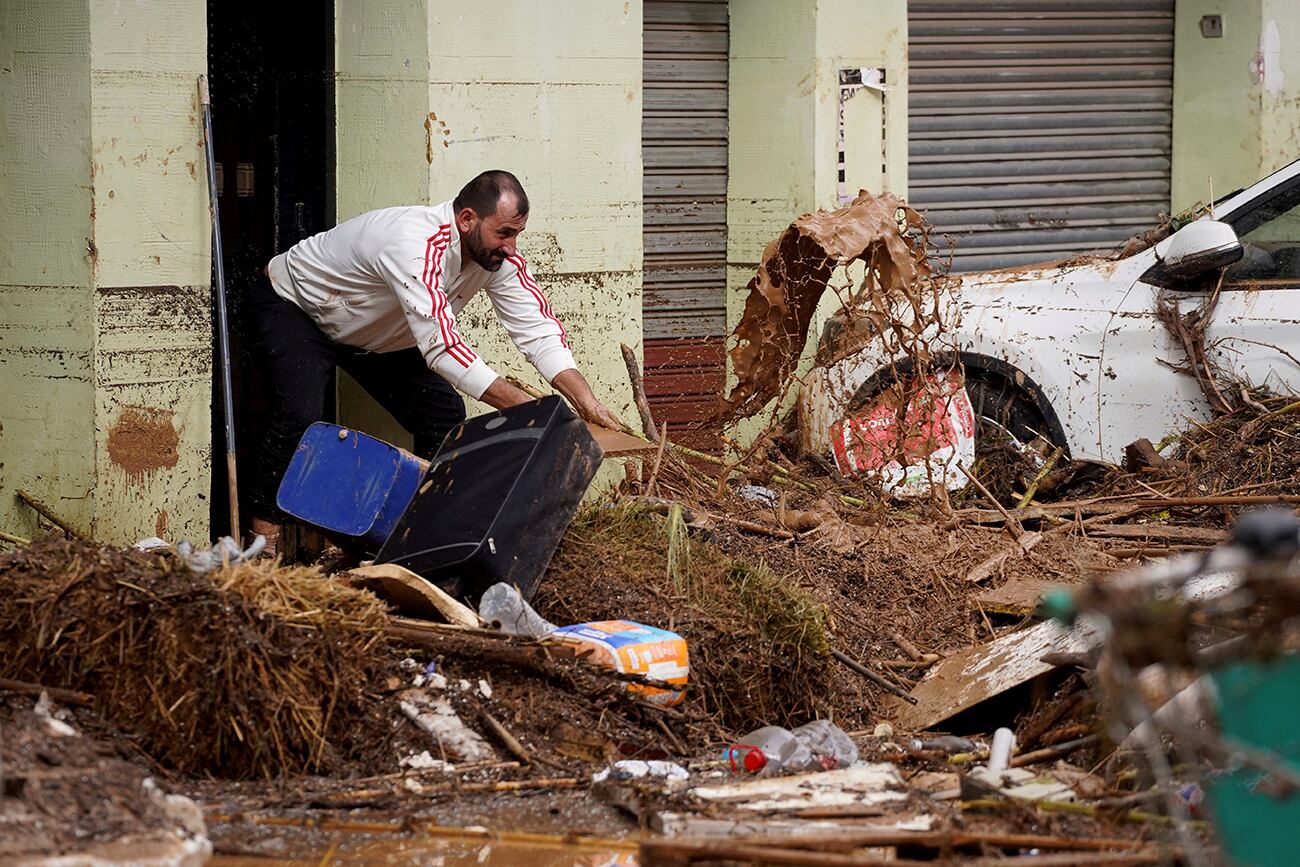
top-left (0, 538), bottom-right (392, 779)
top-left (540, 504), bottom-right (835, 733)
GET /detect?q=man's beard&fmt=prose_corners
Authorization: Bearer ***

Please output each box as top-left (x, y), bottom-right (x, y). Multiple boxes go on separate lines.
top-left (465, 225), bottom-right (508, 272)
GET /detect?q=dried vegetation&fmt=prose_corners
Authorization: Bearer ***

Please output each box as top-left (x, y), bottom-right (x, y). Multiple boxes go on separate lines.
top-left (0, 539), bottom-right (394, 779)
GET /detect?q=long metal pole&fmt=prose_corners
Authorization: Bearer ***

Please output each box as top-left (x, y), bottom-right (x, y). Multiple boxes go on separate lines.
top-left (198, 74), bottom-right (241, 541)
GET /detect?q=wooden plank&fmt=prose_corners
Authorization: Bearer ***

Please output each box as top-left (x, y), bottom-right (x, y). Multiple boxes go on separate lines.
top-left (1083, 524), bottom-right (1228, 543)
top-left (974, 574), bottom-right (1063, 615)
top-left (895, 569), bottom-right (1237, 729)
top-left (588, 424), bottom-right (658, 457)
top-left (890, 618), bottom-right (1098, 730)
top-left (691, 765), bottom-right (909, 813)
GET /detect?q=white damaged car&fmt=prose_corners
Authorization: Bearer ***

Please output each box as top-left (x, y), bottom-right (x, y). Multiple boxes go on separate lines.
top-left (801, 158), bottom-right (1300, 463)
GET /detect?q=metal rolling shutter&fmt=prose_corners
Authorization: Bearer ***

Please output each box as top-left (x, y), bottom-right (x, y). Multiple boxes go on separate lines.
top-left (643, 0), bottom-right (728, 446)
top-left (908, 0), bottom-right (1174, 272)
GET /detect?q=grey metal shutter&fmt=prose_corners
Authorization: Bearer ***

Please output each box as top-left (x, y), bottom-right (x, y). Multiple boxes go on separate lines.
top-left (643, 0), bottom-right (728, 445)
top-left (908, 0), bottom-right (1174, 272)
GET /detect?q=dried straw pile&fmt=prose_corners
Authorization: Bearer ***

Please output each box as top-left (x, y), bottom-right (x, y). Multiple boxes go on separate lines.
top-left (0, 537), bottom-right (391, 779)
top-left (536, 504), bottom-right (835, 734)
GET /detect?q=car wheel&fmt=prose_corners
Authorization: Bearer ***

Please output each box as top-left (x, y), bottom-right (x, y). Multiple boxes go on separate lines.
top-left (964, 372), bottom-right (1057, 451)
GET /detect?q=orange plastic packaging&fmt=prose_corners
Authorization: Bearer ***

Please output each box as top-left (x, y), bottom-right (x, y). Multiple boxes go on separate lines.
top-left (550, 620), bottom-right (689, 706)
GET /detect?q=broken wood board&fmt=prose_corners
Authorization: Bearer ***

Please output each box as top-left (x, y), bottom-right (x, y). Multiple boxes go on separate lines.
top-left (348, 563), bottom-right (483, 627)
top-left (894, 569), bottom-right (1239, 729)
top-left (651, 812), bottom-right (933, 838)
top-left (890, 619), bottom-right (1100, 730)
top-left (1082, 523), bottom-right (1228, 544)
top-left (691, 765), bottom-right (908, 812)
top-left (587, 423), bottom-right (657, 457)
top-left (974, 575), bottom-right (1065, 616)
top-left (966, 531), bottom-right (1042, 583)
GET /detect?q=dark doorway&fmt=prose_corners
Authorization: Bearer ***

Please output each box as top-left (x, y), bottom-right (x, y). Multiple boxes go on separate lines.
top-left (206, 0), bottom-right (334, 541)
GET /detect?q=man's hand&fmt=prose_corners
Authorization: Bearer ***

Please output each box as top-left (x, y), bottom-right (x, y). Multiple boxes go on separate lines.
top-left (552, 369), bottom-right (626, 432)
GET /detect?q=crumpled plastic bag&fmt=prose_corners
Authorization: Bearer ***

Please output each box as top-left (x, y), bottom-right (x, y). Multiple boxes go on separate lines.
top-left (592, 760), bottom-right (690, 790)
top-left (133, 535), bottom-right (265, 573)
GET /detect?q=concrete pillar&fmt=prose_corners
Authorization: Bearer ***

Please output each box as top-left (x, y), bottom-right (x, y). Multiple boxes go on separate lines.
top-left (0, 0), bottom-right (210, 545)
top-left (1172, 0), bottom-right (1300, 211)
top-left (87, 0), bottom-right (211, 544)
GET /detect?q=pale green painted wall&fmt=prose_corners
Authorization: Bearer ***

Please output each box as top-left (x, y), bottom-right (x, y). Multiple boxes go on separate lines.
top-left (0, 1), bottom-right (97, 540)
top-left (1172, 0), bottom-right (1300, 212)
top-left (725, 0), bottom-right (907, 439)
top-left (334, 0), bottom-right (644, 467)
top-left (1258, 1), bottom-right (1300, 182)
top-left (1, 0), bottom-right (209, 546)
top-left (88, 0), bottom-right (211, 545)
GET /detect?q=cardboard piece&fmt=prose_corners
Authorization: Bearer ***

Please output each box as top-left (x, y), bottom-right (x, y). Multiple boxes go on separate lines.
top-left (348, 563), bottom-right (483, 627)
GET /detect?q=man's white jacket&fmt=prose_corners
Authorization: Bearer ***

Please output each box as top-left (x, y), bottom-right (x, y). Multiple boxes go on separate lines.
top-left (266, 201), bottom-right (575, 400)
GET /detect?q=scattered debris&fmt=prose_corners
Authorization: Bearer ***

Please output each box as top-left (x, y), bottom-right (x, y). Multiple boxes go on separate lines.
top-left (7, 192), bottom-right (1300, 865)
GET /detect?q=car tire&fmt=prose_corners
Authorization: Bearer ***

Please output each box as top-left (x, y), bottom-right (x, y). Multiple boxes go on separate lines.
top-left (964, 372), bottom-right (1057, 451)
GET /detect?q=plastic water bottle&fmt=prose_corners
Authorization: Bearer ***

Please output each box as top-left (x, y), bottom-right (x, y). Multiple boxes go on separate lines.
top-left (478, 583), bottom-right (556, 639)
top-left (726, 721), bottom-right (858, 775)
top-left (726, 726), bottom-right (812, 774)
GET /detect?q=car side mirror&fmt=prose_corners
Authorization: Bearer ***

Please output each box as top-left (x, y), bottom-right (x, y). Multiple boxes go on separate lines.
top-left (1143, 220), bottom-right (1243, 287)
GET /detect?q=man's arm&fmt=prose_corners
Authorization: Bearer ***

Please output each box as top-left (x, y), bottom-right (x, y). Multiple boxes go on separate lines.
top-left (480, 371), bottom-right (623, 431)
top-left (479, 376), bottom-right (535, 410)
top-left (483, 256), bottom-right (625, 430)
top-left (552, 368), bottom-right (624, 431)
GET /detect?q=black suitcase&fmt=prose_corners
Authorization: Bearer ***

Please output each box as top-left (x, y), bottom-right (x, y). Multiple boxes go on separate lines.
top-left (374, 395), bottom-right (603, 604)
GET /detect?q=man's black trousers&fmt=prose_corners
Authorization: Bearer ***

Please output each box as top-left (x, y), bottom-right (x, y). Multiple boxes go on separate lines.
top-left (246, 276), bottom-right (466, 522)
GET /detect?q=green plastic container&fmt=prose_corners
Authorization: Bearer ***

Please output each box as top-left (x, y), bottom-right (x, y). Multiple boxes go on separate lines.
top-left (1207, 654), bottom-right (1300, 867)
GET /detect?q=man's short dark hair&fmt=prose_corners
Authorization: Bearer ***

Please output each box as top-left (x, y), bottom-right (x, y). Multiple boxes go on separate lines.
top-left (453, 170), bottom-right (529, 218)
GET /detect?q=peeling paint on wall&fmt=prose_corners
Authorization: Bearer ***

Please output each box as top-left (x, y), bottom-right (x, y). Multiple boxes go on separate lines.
top-left (1259, 18), bottom-right (1284, 94)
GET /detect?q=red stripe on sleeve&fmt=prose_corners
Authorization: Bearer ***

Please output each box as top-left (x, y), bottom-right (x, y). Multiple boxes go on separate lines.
top-left (508, 255), bottom-right (569, 349)
top-left (421, 226), bottom-right (475, 367)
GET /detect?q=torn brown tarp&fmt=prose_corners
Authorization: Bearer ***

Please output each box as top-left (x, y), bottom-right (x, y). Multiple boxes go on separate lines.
top-left (718, 191), bottom-right (932, 422)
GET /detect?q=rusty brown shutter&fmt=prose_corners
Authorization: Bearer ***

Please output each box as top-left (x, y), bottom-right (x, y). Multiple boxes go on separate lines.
top-left (643, 0), bottom-right (728, 446)
top-left (908, 0), bottom-right (1175, 271)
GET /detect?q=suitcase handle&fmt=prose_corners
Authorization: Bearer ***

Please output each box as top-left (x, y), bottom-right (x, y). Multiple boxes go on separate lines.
top-left (431, 427), bottom-right (546, 466)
